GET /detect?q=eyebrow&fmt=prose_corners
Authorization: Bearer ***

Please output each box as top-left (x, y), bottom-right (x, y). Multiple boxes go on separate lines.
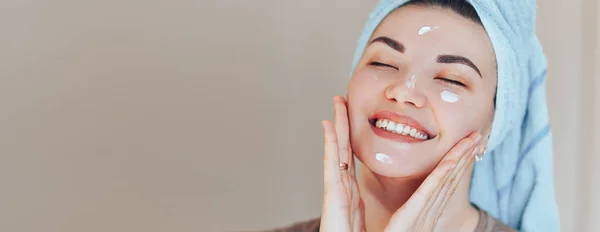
top-left (369, 36), bottom-right (482, 78)
top-left (369, 36), bottom-right (405, 53)
top-left (437, 55), bottom-right (483, 78)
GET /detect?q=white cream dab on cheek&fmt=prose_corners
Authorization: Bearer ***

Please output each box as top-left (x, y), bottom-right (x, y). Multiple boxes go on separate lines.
top-left (440, 90), bottom-right (459, 103)
top-left (418, 26), bottom-right (439, 35)
top-left (375, 153), bottom-right (392, 164)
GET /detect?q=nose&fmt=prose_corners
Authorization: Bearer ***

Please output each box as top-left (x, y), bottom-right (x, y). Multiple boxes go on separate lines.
top-left (384, 75), bottom-right (427, 108)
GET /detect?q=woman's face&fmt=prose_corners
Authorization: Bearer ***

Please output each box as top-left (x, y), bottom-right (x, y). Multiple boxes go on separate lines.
top-left (348, 5), bottom-right (497, 178)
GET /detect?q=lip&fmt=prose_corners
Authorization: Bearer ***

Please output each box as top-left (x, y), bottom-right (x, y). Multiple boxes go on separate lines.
top-left (368, 110), bottom-right (435, 143)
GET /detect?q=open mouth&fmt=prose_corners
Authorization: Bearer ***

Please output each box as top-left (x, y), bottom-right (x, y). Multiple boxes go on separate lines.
top-left (370, 118), bottom-right (429, 139)
top-left (368, 111), bottom-right (436, 143)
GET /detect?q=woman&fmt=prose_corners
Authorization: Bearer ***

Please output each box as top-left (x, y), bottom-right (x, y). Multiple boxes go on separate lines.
top-left (272, 0), bottom-right (558, 231)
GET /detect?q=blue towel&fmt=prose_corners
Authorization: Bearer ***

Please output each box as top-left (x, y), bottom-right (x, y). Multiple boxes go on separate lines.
top-left (349, 1), bottom-right (559, 231)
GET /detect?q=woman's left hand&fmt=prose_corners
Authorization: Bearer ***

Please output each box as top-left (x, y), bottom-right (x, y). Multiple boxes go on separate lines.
top-left (383, 133), bottom-right (482, 232)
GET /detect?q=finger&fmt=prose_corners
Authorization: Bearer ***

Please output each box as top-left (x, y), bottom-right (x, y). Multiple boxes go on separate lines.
top-left (333, 96), bottom-right (351, 192)
top-left (413, 160), bottom-right (456, 228)
top-left (385, 160), bottom-right (455, 231)
top-left (431, 132), bottom-right (480, 206)
top-left (386, 133), bottom-right (479, 231)
top-left (353, 197), bottom-right (365, 232)
top-left (418, 132), bottom-right (478, 209)
top-left (413, 135), bottom-right (477, 216)
top-left (419, 133), bottom-right (478, 215)
top-left (322, 120), bottom-right (342, 192)
top-left (321, 121), bottom-right (350, 232)
top-left (345, 160), bottom-right (361, 231)
top-left (439, 132), bottom-right (480, 164)
top-left (395, 134), bottom-right (478, 229)
top-left (436, 146), bottom-right (478, 216)
top-left (333, 96), bottom-right (354, 176)
top-left (425, 146), bottom-right (478, 227)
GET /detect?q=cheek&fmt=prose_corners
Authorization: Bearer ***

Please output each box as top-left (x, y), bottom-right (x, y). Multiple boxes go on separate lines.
top-left (428, 90), bottom-right (488, 142)
top-left (347, 69), bottom-right (392, 111)
top-left (440, 90), bottom-right (460, 103)
top-left (348, 69), bottom-right (392, 95)
top-left (346, 70), bottom-right (393, 150)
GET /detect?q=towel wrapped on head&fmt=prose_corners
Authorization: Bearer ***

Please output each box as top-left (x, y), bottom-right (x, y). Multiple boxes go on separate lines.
top-left (349, 0), bottom-right (559, 231)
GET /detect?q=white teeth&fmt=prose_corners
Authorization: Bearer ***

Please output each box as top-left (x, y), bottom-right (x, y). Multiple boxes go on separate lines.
top-left (402, 126), bottom-right (410, 134)
top-left (386, 121), bottom-right (396, 131)
top-left (374, 118), bottom-right (428, 140)
top-left (394, 124), bottom-right (404, 134)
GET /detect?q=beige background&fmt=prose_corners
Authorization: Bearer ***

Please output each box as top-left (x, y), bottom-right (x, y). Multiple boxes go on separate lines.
top-left (0, 0), bottom-right (598, 231)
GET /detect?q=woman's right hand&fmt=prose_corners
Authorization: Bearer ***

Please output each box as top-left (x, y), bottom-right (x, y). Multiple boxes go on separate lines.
top-left (320, 96), bottom-right (365, 232)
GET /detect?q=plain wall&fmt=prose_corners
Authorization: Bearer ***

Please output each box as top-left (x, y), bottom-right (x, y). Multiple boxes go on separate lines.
top-left (0, 1), bottom-right (597, 232)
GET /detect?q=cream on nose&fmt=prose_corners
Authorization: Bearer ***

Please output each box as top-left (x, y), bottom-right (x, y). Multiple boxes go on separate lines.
top-left (405, 74), bottom-right (416, 89)
top-left (384, 74), bottom-right (427, 108)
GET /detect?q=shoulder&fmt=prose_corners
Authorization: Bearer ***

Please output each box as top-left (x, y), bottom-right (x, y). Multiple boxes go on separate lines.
top-left (475, 209), bottom-right (516, 232)
top-left (266, 218), bottom-right (320, 232)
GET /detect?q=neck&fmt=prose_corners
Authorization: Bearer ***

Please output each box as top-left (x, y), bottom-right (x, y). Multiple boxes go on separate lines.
top-left (357, 163), bottom-right (480, 232)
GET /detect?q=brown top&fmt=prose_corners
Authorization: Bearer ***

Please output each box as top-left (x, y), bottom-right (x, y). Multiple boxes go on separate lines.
top-left (267, 208), bottom-right (515, 232)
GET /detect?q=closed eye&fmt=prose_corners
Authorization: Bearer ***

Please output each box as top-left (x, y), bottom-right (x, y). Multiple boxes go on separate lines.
top-left (370, 62), bottom-right (398, 70)
top-left (436, 77), bottom-right (466, 87)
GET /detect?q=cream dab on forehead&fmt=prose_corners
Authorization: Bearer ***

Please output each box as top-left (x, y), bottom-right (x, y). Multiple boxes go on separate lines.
top-left (418, 26), bottom-right (439, 35)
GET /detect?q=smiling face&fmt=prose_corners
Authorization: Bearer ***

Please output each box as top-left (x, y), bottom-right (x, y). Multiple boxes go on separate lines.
top-left (348, 5), bottom-right (497, 178)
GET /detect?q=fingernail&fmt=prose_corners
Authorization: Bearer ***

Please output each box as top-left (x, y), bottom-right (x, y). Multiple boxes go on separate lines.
top-left (473, 134), bottom-right (482, 144)
top-left (333, 95), bottom-right (342, 103)
top-left (471, 147), bottom-right (480, 157)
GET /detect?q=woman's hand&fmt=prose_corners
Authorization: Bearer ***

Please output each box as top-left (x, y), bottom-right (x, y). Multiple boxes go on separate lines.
top-left (319, 95), bottom-right (482, 232)
top-left (320, 96), bottom-right (364, 232)
top-left (384, 132), bottom-right (482, 232)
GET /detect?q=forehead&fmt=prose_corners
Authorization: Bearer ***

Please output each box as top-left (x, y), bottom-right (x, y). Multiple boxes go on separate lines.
top-left (371, 5), bottom-right (496, 75)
